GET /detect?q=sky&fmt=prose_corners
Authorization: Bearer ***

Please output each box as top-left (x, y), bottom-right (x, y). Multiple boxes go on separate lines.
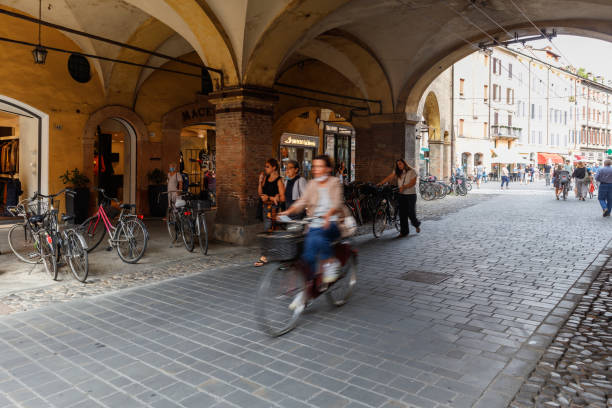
top-left (510, 35), bottom-right (612, 82)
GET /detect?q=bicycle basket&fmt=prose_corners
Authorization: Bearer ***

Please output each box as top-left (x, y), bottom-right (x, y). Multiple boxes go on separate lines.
top-left (190, 200), bottom-right (211, 212)
top-left (27, 199), bottom-right (55, 216)
top-left (258, 230), bottom-right (303, 261)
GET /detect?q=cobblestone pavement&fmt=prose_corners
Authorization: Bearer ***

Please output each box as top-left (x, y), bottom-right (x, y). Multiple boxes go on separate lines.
top-left (510, 257), bottom-right (612, 408)
top-left (0, 183), bottom-right (610, 408)
top-left (0, 193), bottom-right (489, 315)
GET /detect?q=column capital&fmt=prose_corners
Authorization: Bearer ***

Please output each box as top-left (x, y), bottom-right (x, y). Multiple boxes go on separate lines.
top-left (208, 86), bottom-right (278, 113)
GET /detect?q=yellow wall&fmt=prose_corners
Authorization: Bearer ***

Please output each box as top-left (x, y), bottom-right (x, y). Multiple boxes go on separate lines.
top-left (0, 12), bottom-right (105, 198)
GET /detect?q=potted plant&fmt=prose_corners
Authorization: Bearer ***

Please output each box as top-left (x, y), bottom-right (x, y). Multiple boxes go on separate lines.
top-left (147, 168), bottom-right (167, 217)
top-left (59, 168), bottom-right (90, 223)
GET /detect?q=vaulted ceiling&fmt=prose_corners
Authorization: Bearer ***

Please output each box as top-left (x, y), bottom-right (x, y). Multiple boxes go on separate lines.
top-left (1, 0), bottom-right (611, 113)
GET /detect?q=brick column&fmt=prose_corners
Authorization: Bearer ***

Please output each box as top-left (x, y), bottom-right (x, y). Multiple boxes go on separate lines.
top-left (208, 87), bottom-right (277, 244)
top-left (443, 131), bottom-right (451, 180)
top-left (353, 114), bottom-right (418, 182)
top-left (428, 140), bottom-right (444, 180)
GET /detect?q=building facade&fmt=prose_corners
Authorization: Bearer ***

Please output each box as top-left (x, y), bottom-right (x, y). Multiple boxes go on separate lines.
top-left (453, 46), bottom-right (612, 177)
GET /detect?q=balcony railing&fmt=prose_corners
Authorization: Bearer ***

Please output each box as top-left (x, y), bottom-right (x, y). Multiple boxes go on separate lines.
top-left (491, 125), bottom-right (522, 139)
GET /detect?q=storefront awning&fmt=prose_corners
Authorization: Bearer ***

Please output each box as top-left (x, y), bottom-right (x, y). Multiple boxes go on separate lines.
top-left (537, 152), bottom-right (564, 165)
top-left (575, 155), bottom-right (585, 161)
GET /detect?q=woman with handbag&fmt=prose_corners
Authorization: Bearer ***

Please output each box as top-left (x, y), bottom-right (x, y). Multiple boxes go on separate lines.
top-left (254, 158), bottom-right (285, 267)
top-left (572, 162), bottom-right (590, 201)
top-left (278, 155), bottom-right (345, 283)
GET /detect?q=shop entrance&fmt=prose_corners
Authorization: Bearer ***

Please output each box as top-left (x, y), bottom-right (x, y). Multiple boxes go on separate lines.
top-left (0, 96), bottom-right (47, 221)
top-left (279, 133), bottom-right (318, 179)
top-left (324, 123), bottom-right (355, 182)
top-left (95, 118), bottom-right (136, 204)
top-left (180, 124), bottom-right (216, 203)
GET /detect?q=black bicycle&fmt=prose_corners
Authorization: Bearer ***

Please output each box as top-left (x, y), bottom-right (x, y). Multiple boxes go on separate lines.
top-left (372, 185), bottom-right (400, 238)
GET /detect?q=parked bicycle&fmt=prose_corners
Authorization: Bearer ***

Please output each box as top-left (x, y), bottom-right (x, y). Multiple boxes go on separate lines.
top-left (255, 217), bottom-right (357, 337)
top-left (7, 196), bottom-right (45, 264)
top-left (78, 188), bottom-right (148, 263)
top-left (159, 190), bottom-right (208, 254)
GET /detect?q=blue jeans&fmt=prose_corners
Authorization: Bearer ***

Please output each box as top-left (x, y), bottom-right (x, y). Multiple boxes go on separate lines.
top-left (302, 223), bottom-right (340, 277)
top-left (501, 176), bottom-right (509, 188)
top-left (598, 183), bottom-right (612, 211)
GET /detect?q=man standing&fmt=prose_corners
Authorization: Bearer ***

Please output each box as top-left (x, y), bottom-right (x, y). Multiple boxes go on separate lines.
top-left (595, 159), bottom-right (612, 217)
top-left (544, 163), bottom-right (552, 187)
top-left (501, 165), bottom-right (510, 190)
top-left (564, 160), bottom-right (573, 173)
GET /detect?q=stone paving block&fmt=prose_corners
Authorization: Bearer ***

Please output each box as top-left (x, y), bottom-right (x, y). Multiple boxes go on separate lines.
top-left (339, 385), bottom-right (388, 407)
top-left (274, 377), bottom-right (322, 401)
top-left (309, 390), bottom-right (350, 408)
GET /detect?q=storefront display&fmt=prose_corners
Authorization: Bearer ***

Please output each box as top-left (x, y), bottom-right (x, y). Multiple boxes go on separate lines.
top-left (279, 133), bottom-right (318, 179)
top-left (324, 124), bottom-right (355, 182)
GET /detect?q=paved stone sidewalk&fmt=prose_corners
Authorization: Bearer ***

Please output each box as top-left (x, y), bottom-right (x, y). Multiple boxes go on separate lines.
top-left (0, 194), bottom-right (488, 315)
top-left (510, 257), bottom-right (612, 408)
top-left (0, 189), bottom-right (610, 407)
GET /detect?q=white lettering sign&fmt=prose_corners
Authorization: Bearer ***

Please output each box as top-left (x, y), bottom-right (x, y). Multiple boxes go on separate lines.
top-left (281, 133), bottom-right (318, 147)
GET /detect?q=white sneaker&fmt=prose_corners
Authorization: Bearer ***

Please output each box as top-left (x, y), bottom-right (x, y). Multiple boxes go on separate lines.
top-left (288, 291), bottom-right (305, 311)
top-left (322, 260), bottom-right (341, 283)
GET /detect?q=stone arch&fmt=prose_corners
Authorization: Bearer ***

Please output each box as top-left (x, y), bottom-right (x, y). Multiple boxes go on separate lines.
top-left (83, 106), bottom-right (149, 208)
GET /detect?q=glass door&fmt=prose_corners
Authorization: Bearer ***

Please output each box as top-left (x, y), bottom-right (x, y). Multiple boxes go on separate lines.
top-left (334, 134), bottom-right (351, 181)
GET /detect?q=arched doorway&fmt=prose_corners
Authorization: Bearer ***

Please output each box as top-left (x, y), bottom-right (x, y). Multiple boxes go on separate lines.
top-left (83, 106), bottom-right (148, 209)
top-left (422, 92), bottom-right (442, 179)
top-left (0, 95), bottom-right (48, 219)
top-left (95, 118), bottom-right (137, 204)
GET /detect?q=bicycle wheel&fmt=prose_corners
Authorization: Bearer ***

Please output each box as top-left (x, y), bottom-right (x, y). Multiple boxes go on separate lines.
top-left (465, 181), bottom-right (473, 191)
top-left (39, 231), bottom-right (58, 280)
top-left (457, 184), bottom-right (468, 196)
top-left (8, 223), bottom-right (41, 263)
top-left (115, 218), bottom-right (148, 263)
top-left (196, 213), bottom-right (208, 255)
top-left (563, 186), bottom-right (568, 200)
top-left (66, 230), bottom-right (89, 282)
top-left (181, 215), bottom-right (195, 252)
top-left (255, 261), bottom-right (305, 337)
top-left (78, 215), bottom-right (106, 252)
top-left (166, 208), bottom-right (178, 243)
top-left (372, 202), bottom-right (388, 238)
top-left (326, 253), bottom-right (357, 307)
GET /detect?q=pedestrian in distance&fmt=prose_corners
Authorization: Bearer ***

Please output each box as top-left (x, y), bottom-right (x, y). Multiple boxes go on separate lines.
top-left (544, 163), bottom-right (552, 187)
top-left (283, 160), bottom-right (307, 219)
top-left (501, 165), bottom-right (510, 190)
top-left (519, 165), bottom-right (526, 184)
top-left (595, 159), bottom-right (612, 217)
top-left (572, 161), bottom-right (590, 201)
top-left (254, 158), bottom-right (286, 267)
top-left (475, 161), bottom-right (484, 189)
top-left (379, 159), bottom-right (421, 237)
top-left (167, 163), bottom-right (182, 207)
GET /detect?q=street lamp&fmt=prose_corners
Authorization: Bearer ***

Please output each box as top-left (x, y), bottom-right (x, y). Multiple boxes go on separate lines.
top-left (32, 0), bottom-right (47, 64)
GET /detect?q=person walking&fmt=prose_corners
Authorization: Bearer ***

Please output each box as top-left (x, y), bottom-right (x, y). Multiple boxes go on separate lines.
top-left (475, 161), bottom-right (484, 189)
top-left (572, 162), bottom-right (590, 201)
top-left (595, 159), bottom-right (612, 217)
top-left (379, 159), bottom-right (421, 237)
top-left (255, 158), bottom-right (286, 267)
top-left (501, 165), bottom-right (510, 190)
top-left (552, 164), bottom-right (565, 200)
top-left (544, 163), bottom-right (552, 187)
top-left (283, 160), bottom-right (307, 218)
top-left (519, 166), bottom-right (526, 184)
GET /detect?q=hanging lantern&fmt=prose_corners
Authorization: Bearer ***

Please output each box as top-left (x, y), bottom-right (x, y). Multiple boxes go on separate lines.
top-left (32, 0), bottom-right (47, 64)
top-left (32, 45), bottom-right (48, 64)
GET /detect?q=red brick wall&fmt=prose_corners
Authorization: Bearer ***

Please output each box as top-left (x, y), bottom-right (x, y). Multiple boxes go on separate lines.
top-left (354, 121), bottom-right (406, 182)
top-left (211, 89), bottom-right (277, 226)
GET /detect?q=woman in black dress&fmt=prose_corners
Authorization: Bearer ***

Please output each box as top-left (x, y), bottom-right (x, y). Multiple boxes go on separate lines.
top-left (255, 158), bottom-right (285, 266)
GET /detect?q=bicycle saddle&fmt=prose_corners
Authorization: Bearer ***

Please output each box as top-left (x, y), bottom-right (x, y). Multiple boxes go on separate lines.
top-left (120, 204), bottom-right (135, 209)
top-left (30, 214), bottom-right (45, 223)
top-left (61, 214), bottom-right (74, 222)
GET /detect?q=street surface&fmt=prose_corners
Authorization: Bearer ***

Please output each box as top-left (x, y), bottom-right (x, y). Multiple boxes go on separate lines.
top-left (0, 181), bottom-right (611, 408)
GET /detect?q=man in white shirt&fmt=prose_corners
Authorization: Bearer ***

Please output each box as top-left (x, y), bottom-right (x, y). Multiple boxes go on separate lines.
top-left (501, 165), bottom-right (510, 190)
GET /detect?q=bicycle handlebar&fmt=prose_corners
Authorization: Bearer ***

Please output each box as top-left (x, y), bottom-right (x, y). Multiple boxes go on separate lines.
top-left (96, 188), bottom-right (120, 204)
top-left (33, 188), bottom-right (76, 199)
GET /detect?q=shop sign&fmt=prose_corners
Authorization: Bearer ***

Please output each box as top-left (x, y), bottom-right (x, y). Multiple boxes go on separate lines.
top-left (280, 133), bottom-right (318, 148)
top-left (181, 106), bottom-right (215, 124)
